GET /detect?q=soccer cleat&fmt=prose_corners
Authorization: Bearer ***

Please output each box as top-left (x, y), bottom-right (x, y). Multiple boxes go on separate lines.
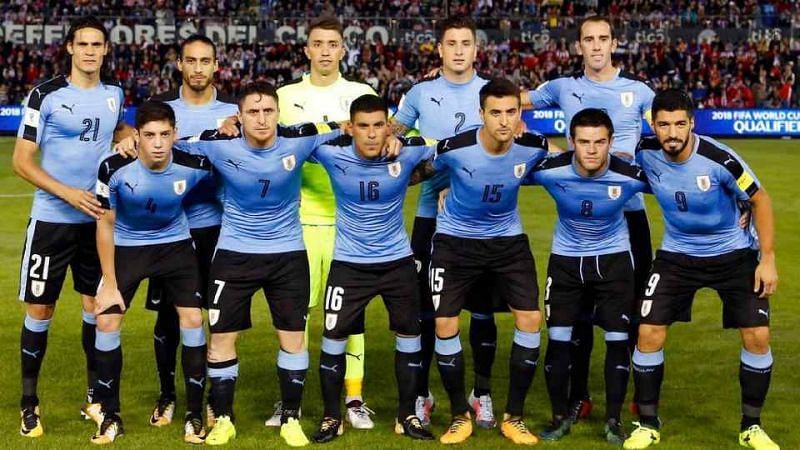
top-left (605, 418), bottom-right (628, 445)
top-left (20, 406), bottom-right (43, 438)
top-left (567, 397), bottom-right (593, 423)
top-left (265, 401), bottom-right (303, 427)
top-left (415, 392), bottom-right (435, 426)
top-left (395, 415), bottom-right (435, 440)
top-left (468, 389), bottom-right (497, 428)
top-left (623, 421), bottom-right (661, 449)
top-left (82, 402), bottom-right (104, 425)
top-left (739, 424), bottom-right (780, 450)
top-left (206, 403), bottom-right (216, 430)
top-left (183, 412), bottom-right (206, 444)
top-left (440, 412), bottom-right (472, 444)
top-left (91, 413), bottom-right (124, 445)
top-left (205, 415), bottom-right (236, 446)
top-left (149, 396), bottom-right (175, 427)
top-left (501, 414), bottom-right (539, 445)
top-left (280, 417), bottom-right (310, 447)
top-left (539, 416), bottom-right (571, 441)
top-left (312, 417), bottom-right (343, 443)
top-left (345, 401), bottom-right (375, 429)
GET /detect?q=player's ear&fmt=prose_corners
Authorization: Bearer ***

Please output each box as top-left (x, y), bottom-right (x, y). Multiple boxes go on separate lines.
top-left (66, 40), bottom-right (74, 56)
top-left (437, 42), bottom-right (443, 60)
top-left (303, 45), bottom-right (311, 61)
top-left (611, 37), bottom-right (618, 53)
top-left (213, 59), bottom-right (219, 73)
top-left (574, 39), bottom-right (582, 55)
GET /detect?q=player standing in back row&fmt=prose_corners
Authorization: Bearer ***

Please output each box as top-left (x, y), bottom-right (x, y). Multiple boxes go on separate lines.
top-left (521, 15), bottom-right (656, 421)
top-left (271, 16), bottom-right (378, 429)
top-left (13, 16), bottom-right (131, 437)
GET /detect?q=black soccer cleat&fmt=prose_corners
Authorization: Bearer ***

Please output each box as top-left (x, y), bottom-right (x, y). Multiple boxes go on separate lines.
top-left (395, 415), bottom-right (435, 440)
top-left (312, 417), bottom-right (343, 443)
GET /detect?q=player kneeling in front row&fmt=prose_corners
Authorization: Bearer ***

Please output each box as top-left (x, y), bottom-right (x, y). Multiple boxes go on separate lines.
top-left (526, 108), bottom-right (649, 445)
top-left (92, 101), bottom-right (209, 444)
top-left (624, 89), bottom-right (779, 450)
top-left (310, 95), bottom-right (435, 443)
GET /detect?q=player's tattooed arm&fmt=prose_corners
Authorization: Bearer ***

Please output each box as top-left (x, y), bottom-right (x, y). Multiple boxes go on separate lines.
top-left (389, 118), bottom-right (411, 136)
top-left (519, 90), bottom-right (534, 109)
top-left (112, 122), bottom-right (137, 157)
top-left (95, 209), bottom-right (126, 314)
top-left (750, 188), bottom-right (777, 298)
top-left (409, 159), bottom-right (436, 185)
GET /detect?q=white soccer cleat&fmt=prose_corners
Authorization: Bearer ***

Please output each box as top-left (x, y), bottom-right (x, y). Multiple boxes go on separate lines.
top-left (265, 401), bottom-right (302, 427)
top-left (469, 389), bottom-right (497, 429)
top-left (415, 392), bottom-right (435, 426)
top-left (346, 401), bottom-right (375, 430)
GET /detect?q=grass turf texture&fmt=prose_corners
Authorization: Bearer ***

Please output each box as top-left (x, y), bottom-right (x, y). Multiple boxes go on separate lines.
top-left (0, 137), bottom-right (797, 449)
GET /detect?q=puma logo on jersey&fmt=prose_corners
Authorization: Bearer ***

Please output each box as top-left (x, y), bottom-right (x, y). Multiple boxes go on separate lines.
top-left (61, 103), bottom-right (75, 114)
top-left (124, 182), bottom-right (137, 194)
top-left (225, 159), bottom-right (243, 171)
top-left (334, 164), bottom-right (348, 175)
top-left (723, 157), bottom-right (735, 166)
top-left (461, 166), bottom-right (476, 178)
top-left (572, 92), bottom-right (585, 103)
top-left (430, 97), bottom-right (444, 106)
top-left (555, 182), bottom-right (568, 192)
top-left (649, 169), bottom-right (662, 182)
top-left (294, 103), bottom-right (305, 110)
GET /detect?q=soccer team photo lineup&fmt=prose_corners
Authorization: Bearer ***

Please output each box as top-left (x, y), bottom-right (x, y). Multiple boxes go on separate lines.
top-left (2, 5), bottom-right (798, 449)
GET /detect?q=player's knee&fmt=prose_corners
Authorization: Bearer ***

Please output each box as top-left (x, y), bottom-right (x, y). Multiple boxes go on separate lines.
top-left (26, 303), bottom-right (55, 320)
top-left (208, 332), bottom-right (238, 361)
top-left (435, 316), bottom-right (459, 338)
top-left (278, 330), bottom-right (305, 353)
top-left (636, 324), bottom-right (666, 352)
top-left (176, 307), bottom-right (203, 329)
top-left (95, 314), bottom-right (122, 333)
top-left (512, 309), bottom-right (541, 332)
top-left (741, 326), bottom-right (770, 354)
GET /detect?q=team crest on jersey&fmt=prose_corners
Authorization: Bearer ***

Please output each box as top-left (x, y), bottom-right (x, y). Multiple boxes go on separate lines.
top-left (640, 300), bottom-right (653, 317)
top-left (174, 179), bottom-right (187, 195)
top-left (31, 280), bottom-right (45, 298)
top-left (608, 185), bottom-right (622, 200)
top-left (107, 97), bottom-right (117, 113)
top-left (388, 161), bottom-right (402, 178)
top-left (325, 313), bottom-right (338, 331)
top-left (208, 309), bottom-right (220, 326)
top-left (513, 163), bottom-right (527, 179)
top-left (282, 155), bottom-right (296, 171)
top-left (620, 91), bottom-right (634, 108)
top-left (696, 175), bottom-right (711, 192)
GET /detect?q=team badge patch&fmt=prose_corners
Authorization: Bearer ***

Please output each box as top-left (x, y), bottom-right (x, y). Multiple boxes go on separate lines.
top-left (23, 107), bottom-right (40, 128)
top-left (640, 300), bottom-right (653, 317)
top-left (174, 179), bottom-right (187, 195)
top-left (620, 91), bottom-right (634, 108)
top-left (388, 161), bottom-right (402, 178)
top-left (513, 163), bottom-right (527, 179)
top-left (608, 185), bottom-right (622, 200)
top-left (31, 280), bottom-right (45, 298)
top-left (325, 313), bottom-right (338, 331)
top-left (696, 175), bottom-right (711, 192)
top-left (107, 97), bottom-right (117, 113)
top-left (282, 155), bottom-right (296, 171)
top-left (208, 309), bottom-right (220, 326)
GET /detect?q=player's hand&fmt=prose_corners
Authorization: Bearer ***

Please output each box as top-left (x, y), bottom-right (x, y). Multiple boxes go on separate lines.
top-left (754, 254), bottom-right (778, 298)
top-left (382, 134), bottom-right (403, 159)
top-left (514, 120), bottom-right (528, 138)
top-left (738, 209), bottom-right (752, 229)
top-left (114, 136), bottom-right (138, 158)
top-left (95, 282), bottom-right (126, 315)
top-left (218, 115), bottom-right (240, 137)
top-left (438, 188), bottom-right (450, 213)
top-left (613, 151), bottom-right (634, 161)
top-left (64, 188), bottom-right (104, 220)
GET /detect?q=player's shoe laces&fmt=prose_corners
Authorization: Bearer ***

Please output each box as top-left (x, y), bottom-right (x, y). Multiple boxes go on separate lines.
top-left (567, 397), bottom-right (593, 423)
top-left (539, 416), bottom-right (571, 441)
top-left (91, 413), bottom-right (123, 445)
top-left (280, 417), bottom-right (310, 447)
top-left (468, 389), bottom-right (497, 428)
top-left (415, 392), bottom-right (435, 426)
top-left (183, 412), bottom-right (206, 444)
top-left (395, 415), bottom-right (435, 440)
top-left (440, 412), bottom-right (472, 444)
top-left (623, 421), bottom-right (661, 449)
top-left (149, 396), bottom-right (175, 427)
top-left (312, 417), bottom-right (343, 443)
top-left (501, 414), bottom-right (539, 445)
top-left (82, 402), bottom-right (104, 425)
top-left (605, 418), bottom-right (628, 445)
top-left (205, 415), bottom-right (236, 446)
top-left (345, 400), bottom-right (375, 429)
top-left (739, 425), bottom-right (780, 450)
top-left (265, 401), bottom-right (303, 427)
top-left (20, 406), bottom-right (43, 438)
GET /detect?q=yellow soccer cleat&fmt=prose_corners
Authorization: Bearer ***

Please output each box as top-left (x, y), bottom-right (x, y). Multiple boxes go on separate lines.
top-left (500, 414), bottom-right (539, 446)
top-left (20, 406), bottom-right (43, 438)
top-left (205, 415), bottom-right (236, 446)
top-left (90, 413), bottom-right (124, 445)
top-left (82, 402), bottom-right (104, 425)
top-left (280, 417), bottom-right (310, 447)
top-left (440, 412), bottom-right (473, 445)
top-left (739, 425), bottom-right (780, 450)
top-left (623, 421), bottom-right (661, 449)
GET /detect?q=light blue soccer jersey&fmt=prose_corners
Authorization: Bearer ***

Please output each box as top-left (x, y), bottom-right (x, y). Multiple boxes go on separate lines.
top-left (151, 88), bottom-right (239, 229)
top-left (636, 134), bottom-right (760, 257)
top-left (394, 72), bottom-right (490, 218)
top-left (18, 75), bottom-right (125, 224)
top-left (96, 150), bottom-right (212, 246)
top-left (176, 123), bottom-right (341, 254)
top-left (529, 70), bottom-right (655, 211)
top-left (312, 136), bottom-right (435, 263)
top-left (433, 129), bottom-right (548, 238)
top-left (528, 152), bottom-right (650, 256)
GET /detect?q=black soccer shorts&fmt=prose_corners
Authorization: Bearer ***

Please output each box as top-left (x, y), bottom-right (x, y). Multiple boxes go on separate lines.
top-left (638, 248), bottom-right (769, 329)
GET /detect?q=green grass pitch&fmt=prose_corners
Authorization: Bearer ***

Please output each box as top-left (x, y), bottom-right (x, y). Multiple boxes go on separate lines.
top-left (0, 137), bottom-right (797, 449)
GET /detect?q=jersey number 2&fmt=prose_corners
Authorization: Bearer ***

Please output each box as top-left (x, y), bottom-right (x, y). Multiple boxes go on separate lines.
top-left (80, 117), bottom-right (100, 142)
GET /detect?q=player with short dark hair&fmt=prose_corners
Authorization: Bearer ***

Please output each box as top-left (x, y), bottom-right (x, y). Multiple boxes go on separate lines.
top-left (623, 89), bottom-right (779, 450)
top-left (91, 101), bottom-right (210, 444)
top-left (421, 78), bottom-right (548, 445)
top-left (310, 94), bottom-right (436, 443)
top-left (521, 14), bottom-right (656, 422)
top-left (13, 15), bottom-right (131, 437)
top-left (527, 108), bottom-right (649, 444)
